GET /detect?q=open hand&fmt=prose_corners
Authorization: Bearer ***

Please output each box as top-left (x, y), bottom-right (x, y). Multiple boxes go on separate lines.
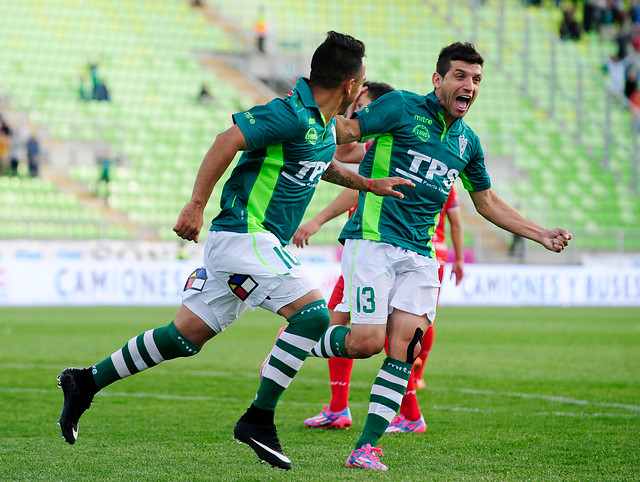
top-left (369, 177), bottom-right (415, 199)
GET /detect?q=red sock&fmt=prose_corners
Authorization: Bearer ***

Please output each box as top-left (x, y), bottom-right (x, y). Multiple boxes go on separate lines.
top-left (399, 367), bottom-right (422, 421)
top-left (329, 357), bottom-right (353, 412)
top-left (414, 325), bottom-right (435, 380)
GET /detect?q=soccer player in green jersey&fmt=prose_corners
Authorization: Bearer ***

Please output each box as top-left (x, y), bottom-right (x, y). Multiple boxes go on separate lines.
top-left (55, 31), bottom-right (413, 471)
top-left (307, 42), bottom-right (573, 471)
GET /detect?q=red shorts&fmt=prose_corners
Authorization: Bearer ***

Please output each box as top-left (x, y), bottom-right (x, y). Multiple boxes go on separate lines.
top-left (328, 275), bottom-right (345, 310)
top-left (436, 247), bottom-right (446, 284)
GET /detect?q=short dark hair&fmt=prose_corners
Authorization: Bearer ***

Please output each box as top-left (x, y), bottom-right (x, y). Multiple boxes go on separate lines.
top-left (310, 31), bottom-right (366, 88)
top-left (363, 81), bottom-right (395, 101)
top-left (436, 42), bottom-right (484, 77)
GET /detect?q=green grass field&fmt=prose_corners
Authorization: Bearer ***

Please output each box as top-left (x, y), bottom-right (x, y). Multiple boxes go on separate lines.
top-left (1, 306), bottom-right (639, 480)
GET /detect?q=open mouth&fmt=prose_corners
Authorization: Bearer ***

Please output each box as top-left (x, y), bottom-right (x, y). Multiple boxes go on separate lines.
top-left (455, 95), bottom-right (471, 111)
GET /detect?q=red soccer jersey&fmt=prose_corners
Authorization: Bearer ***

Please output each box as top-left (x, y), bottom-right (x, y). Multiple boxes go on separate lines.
top-left (433, 185), bottom-right (459, 261)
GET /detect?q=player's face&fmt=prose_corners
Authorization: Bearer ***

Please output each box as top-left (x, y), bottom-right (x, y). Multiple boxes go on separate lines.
top-left (433, 60), bottom-right (482, 123)
top-left (354, 91), bottom-right (373, 112)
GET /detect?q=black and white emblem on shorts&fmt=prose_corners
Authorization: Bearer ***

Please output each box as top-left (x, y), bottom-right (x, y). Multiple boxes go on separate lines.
top-left (184, 267), bottom-right (207, 291)
top-left (227, 274), bottom-right (258, 301)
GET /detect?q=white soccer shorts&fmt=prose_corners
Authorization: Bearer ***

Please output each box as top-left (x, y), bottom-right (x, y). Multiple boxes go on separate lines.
top-left (182, 231), bottom-right (316, 333)
top-left (335, 238), bottom-right (441, 325)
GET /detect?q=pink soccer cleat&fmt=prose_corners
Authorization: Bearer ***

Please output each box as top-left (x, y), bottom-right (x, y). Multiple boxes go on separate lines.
top-left (384, 414), bottom-right (427, 433)
top-left (345, 443), bottom-right (387, 470)
top-left (304, 405), bottom-right (352, 429)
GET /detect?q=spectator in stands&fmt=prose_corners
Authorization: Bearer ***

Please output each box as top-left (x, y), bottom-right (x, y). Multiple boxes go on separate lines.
top-left (583, 0), bottom-right (599, 33)
top-left (630, 86), bottom-right (640, 127)
top-left (0, 115), bottom-right (10, 136)
top-left (254, 6), bottom-right (268, 53)
top-left (601, 0), bottom-right (625, 41)
top-left (8, 129), bottom-right (22, 176)
top-left (93, 78), bottom-right (110, 102)
top-left (79, 62), bottom-right (110, 102)
top-left (603, 53), bottom-right (627, 98)
top-left (26, 132), bottom-right (40, 177)
top-left (624, 32), bottom-right (640, 75)
top-left (0, 129), bottom-right (9, 176)
top-left (94, 147), bottom-right (115, 201)
top-left (624, 64), bottom-right (638, 98)
top-left (8, 122), bottom-right (29, 176)
top-left (560, 5), bottom-right (582, 41)
top-left (198, 84), bottom-right (214, 106)
top-left (630, 0), bottom-right (640, 25)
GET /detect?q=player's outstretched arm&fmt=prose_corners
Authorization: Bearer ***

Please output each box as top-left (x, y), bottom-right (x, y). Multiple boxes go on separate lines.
top-left (292, 188), bottom-right (359, 248)
top-left (173, 125), bottom-right (248, 243)
top-left (469, 188), bottom-right (572, 253)
top-left (321, 160), bottom-right (414, 199)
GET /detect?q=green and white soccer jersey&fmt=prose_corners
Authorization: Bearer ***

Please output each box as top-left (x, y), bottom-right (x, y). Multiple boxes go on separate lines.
top-left (210, 77), bottom-right (336, 245)
top-left (340, 90), bottom-right (491, 257)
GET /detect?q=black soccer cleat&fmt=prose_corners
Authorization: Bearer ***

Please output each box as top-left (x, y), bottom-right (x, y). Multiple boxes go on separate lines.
top-left (57, 367), bottom-right (97, 444)
top-left (233, 420), bottom-right (292, 470)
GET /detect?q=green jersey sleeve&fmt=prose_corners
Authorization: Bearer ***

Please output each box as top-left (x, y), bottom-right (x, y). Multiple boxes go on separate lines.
top-left (354, 91), bottom-right (403, 141)
top-left (233, 98), bottom-right (302, 151)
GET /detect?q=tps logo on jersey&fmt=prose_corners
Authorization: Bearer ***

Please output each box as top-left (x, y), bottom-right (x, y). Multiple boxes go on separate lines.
top-left (184, 267), bottom-right (207, 292)
top-left (413, 124), bottom-right (430, 142)
top-left (458, 135), bottom-right (468, 158)
top-left (227, 274), bottom-right (258, 301)
top-left (394, 149), bottom-right (460, 189)
top-left (305, 127), bottom-right (318, 145)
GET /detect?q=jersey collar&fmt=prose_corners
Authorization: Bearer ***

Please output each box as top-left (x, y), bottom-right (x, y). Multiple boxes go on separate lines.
top-left (294, 77), bottom-right (328, 127)
top-left (425, 90), bottom-right (464, 136)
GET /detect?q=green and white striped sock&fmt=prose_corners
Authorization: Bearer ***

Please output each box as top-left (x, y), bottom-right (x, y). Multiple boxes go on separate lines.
top-left (308, 324), bottom-right (349, 358)
top-left (255, 300), bottom-right (330, 411)
top-left (91, 321), bottom-right (200, 390)
top-left (355, 357), bottom-right (412, 449)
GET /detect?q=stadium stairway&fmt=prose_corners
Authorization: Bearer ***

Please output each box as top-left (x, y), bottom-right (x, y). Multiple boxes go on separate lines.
top-left (191, 3), bottom-right (291, 103)
top-left (40, 164), bottom-right (160, 241)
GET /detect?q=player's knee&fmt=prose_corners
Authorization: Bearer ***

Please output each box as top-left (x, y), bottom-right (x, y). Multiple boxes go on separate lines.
top-left (405, 327), bottom-right (424, 364)
top-left (287, 300), bottom-right (330, 340)
top-left (348, 332), bottom-right (385, 358)
top-left (155, 321), bottom-right (202, 359)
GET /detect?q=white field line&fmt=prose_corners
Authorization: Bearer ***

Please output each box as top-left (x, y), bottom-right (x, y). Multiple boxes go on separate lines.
top-left (2, 386), bottom-right (637, 419)
top-left (2, 363), bottom-right (639, 416)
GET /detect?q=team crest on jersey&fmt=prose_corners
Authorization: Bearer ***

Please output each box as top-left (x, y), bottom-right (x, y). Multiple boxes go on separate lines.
top-left (413, 124), bottom-right (430, 142)
top-left (458, 135), bottom-right (468, 158)
top-left (305, 127), bottom-right (318, 145)
top-left (184, 267), bottom-right (207, 292)
top-left (227, 274), bottom-right (258, 301)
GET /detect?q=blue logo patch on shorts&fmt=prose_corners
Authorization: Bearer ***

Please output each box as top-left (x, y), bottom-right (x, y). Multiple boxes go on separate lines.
top-left (184, 267), bottom-right (207, 291)
top-left (227, 274), bottom-right (258, 301)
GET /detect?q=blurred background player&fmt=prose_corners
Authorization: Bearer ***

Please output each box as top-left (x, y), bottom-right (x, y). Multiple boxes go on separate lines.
top-left (412, 184), bottom-right (464, 391)
top-left (384, 183), bottom-right (465, 435)
top-left (297, 186), bottom-right (464, 434)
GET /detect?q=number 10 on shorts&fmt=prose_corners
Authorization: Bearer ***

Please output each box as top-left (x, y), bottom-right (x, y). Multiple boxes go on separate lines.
top-left (356, 286), bottom-right (375, 313)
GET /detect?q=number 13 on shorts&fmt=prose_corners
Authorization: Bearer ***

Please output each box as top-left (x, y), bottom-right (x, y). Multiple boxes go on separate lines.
top-left (356, 286), bottom-right (376, 313)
